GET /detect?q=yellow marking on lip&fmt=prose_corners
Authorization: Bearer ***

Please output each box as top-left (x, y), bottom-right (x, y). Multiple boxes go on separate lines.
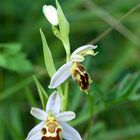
top-left (41, 114), bottom-right (62, 140)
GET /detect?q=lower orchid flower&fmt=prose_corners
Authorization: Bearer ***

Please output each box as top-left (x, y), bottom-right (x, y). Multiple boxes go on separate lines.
top-left (49, 45), bottom-right (98, 92)
top-left (26, 91), bottom-right (82, 140)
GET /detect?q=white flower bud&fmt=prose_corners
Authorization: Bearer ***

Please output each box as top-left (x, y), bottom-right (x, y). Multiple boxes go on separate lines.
top-left (43, 5), bottom-right (59, 26)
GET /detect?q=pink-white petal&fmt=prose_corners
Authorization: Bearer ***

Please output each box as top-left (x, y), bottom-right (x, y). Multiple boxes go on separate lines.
top-left (26, 121), bottom-right (44, 140)
top-left (60, 122), bottom-right (82, 140)
top-left (70, 54), bottom-right (84, 62)
top-left (26, 132), bottom-right (41, 140)
top-left (31, 107), bottom-right (47, 121)
top-left (56, 111), bottom-right (76, 122)
top-left (46, 91), bottom-right (61, 114)
top-left (49, 61), bottom-right (72, 89)
top-left (71, 45), bottom-right (97, 59)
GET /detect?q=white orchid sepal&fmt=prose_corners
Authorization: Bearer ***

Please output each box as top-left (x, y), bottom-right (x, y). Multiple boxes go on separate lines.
top-left (49, 45), bottom-right (98, 92)
top-left (26, 91), bottom-right (82, 140)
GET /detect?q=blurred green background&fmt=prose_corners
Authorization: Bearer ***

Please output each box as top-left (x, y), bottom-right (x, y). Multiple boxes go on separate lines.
top-left (0, 0), bottom-right (140, 140)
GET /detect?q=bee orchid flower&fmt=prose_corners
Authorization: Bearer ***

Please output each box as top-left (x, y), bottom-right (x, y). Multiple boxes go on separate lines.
top-left (49, 45), bottom-right (98, 92)
top-left (26, 91), bottom-right (82, 140)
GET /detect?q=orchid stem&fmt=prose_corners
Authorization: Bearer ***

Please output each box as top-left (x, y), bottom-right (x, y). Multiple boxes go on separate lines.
top-left (63, 80), bottom-right (69, 111)
top-left (62, 37), bottom-right (70, 111)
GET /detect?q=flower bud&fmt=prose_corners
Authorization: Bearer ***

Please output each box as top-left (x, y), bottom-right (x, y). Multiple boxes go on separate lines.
top-left (43, 5), bottom-right (59, 26)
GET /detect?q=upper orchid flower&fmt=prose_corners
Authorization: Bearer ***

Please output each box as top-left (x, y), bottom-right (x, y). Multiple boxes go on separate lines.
top-left (43, 5), bottom-right (59, 26)
top-left (26, 91), bottom-right (82, 140)
top-left (49, 45), bottom-right (98, 92)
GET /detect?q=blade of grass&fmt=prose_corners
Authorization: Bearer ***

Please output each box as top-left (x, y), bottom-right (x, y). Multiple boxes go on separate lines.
top-left (86, 0), bottom-right (140, 47)
top-left (33, 75), bottom-right (48, 109)
top-left (94, 125), bottom-right (140, 140)
top-left (24, 87), bottom-right (37, 107)
top-left (88, 3), bottom-right (140, 44)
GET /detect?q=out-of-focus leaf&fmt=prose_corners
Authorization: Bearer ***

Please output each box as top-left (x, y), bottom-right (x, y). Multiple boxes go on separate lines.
top-left (70, 103), bottom-right (89, 126)
top-left (117, 72), bottom-right (140, 98)
top-left (0, 108), bottom-right (5, 140)
top-left (0, 43), bottom-right (21, 55)
top-left (69, 85), bottom-right (82, 111)
top-left (94, 125), bottom-right (140, 140)
top-left (92, 122), bottom-right (106, 135)
top-left (128, 94), bottom-right (140, 101)
top-left (93, 84), bottom-right (106, 104)
top-left (1, 105), bottom-right (24, 140)
top-left (117, 74), bottom-right (131, 97)
top-left (0, 43), bottom-right (33, 72)
top-left (0, 76), bottom-right (33, 101)
top-left (24, 87), bottom-right (37, 107)
top-left (0, 54), bottom-right (6, 67)
top-left (4, 54), bottom-right (33, 72)
top-left (10, 105), bottom-right (23, 138)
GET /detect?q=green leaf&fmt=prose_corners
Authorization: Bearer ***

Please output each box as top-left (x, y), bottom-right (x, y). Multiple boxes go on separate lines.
top-left (0, 43), bottom-right (33, 72)
top-left (2, 105), bottom-right (24, 140)
top-left (24, 87), bottom-right (37, 107)
top-left (0, 108), bottom-right (5, 140)
top-left (69, 85), bottom-right (82, 111)
top-left (40, 29), bottom-right (56, 77)
top-left (4, 43), bottom-right (21, 55)
top-left (40, 29), bottom-right (63, 98)
top-left (55, 0), bottom-right (70, 49)
top-left (0, 76), bottom-right (33, 101)
top-left (10, 105), bottom-right (23, 137)
top-left (0, 43), bottom-right (21, 55)
top-left (117, 74), bottom-right (131, 97)
top-left (117, 72), bottom-right (140, 98)
top-left (92, 122), bottom-right (106, 135)
top-left (128, 94), bottom-right (140, 101)
top-left (5, 54), bottom-right (33, 72)
top-left (94, 125), bottom-right (140, 140)
top-left (93, 84), bottom-right (106, 104)
top-left (33, 75), bottom-right (48, 109)
top-left (0, 54), bottom-right (6, 67)
top-left (70, 103), bottom-right (89, 126)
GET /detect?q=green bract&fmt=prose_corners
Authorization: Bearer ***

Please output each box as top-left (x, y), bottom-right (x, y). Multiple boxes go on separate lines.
top-left (55, 0), bottom-right (70, 54)
top-left (40, 29), bottom-right (56, 77)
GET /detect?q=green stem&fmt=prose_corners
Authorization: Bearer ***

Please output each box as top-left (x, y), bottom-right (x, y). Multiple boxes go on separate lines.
top-left (64, 38), bottom-right (70, 62)
top-left (63, 80), bottom-right (69, 111)
top-left (62, 37), bottom-right (70, 111)
top-left (87, 94), bottom-right (94, 139)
